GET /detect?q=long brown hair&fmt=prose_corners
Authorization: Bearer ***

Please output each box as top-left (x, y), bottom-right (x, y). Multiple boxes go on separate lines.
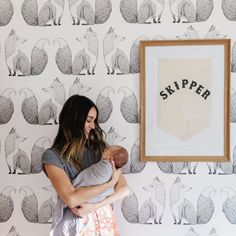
top-left (53, 95), bottom-right (106, 170)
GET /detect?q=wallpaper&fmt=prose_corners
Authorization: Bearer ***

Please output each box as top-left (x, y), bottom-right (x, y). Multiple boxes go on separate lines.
top-left (0, 0), bottom-right (236, 235)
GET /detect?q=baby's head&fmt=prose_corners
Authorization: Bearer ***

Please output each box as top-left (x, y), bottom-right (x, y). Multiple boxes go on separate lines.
top-left (107, 145), bottom-right (128, 168)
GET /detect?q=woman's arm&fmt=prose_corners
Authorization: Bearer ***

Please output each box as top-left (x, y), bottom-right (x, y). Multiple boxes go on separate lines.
top-left (72, 172), bottom-right (129, 217)
top-left (96, 173), bottom-right (129, 208)
top-left (44, 160), bottom-right (121, 208)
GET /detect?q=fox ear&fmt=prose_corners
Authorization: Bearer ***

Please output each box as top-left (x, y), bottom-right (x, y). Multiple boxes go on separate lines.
top-left (54, 77), bottom-right (60, 83)
top-left (209, 227), bottom-right (216, 234)
top-left (154, 176), bottom-right (160, 182)
top-left (9, 29), bottom-right (15, 36)
top-left (108, 126), bottom-right (114, 133)
top-left (9, 127), bottom-right (16, 134)
top-left (190, 25), bottom-right (195, 30)
top-left (9, 225), bottom-right (15, 232)
top-left (74, 77), bottom-right (80, 84)
top-left (174, 177), bottom-right (180, 183)
top-left (108, 27), bottom-right (113, 34)
top-left (189, 227), bottom-right (195, 232)
top-left (88, 27), bottom-right (93, 32)
top-left (209, 25), bottom-right (215, 32)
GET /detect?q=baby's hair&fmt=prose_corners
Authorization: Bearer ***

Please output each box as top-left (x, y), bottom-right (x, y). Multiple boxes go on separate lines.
top-left (110, 145), bottom-right (128, 168)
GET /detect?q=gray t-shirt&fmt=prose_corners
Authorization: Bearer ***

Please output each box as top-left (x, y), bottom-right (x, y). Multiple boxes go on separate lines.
top-left (42, 146), bottom-right (101, 181)
top-left (48, 155), bottom-right (113, 236)
top-left (42, 146), bottom-right (113, 235)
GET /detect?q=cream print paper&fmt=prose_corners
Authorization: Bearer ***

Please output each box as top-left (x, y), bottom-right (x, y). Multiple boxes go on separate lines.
top-left (157, 58), bottom-right (212, 140)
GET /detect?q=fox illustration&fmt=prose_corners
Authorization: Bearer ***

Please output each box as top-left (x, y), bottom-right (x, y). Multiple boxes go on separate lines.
top-left (222, 0), bottom-right (236, 21)
top-left (232, 41), bottom-right (236, 72)
top-left (169, 0), bottom-right (214, 23)
top-left (105, 127), bottom-right (126, 145)
top-left (20, 185), bottom-right (57, 223)
top-left (5, 30), bottom-right (49, 76)
top-left (69, 77), bottom-right (91, 97)
top-left (20, 78), bottom-right (65, 125)
top-left (208, 228), bottom-right (220, 236)
top-left (0, 0), bottom-right (14, 26)
top-left (103, 28), bottom-right (141, 74)
top-left (176, 25), bottom-right (200, 39)
top-left (5, 128), bottom-right (50, 174)
top-left (170, 177), bottom-right (216, 225)
top-left (121, 177), bottom-right (166, 224)
top-left (118, 86), bottom-right (139, 123)
top-left (6, 226), bottom-right (21, 236)
top-left (21, 0), bottom-right (65, 26)
top-left (185, 227), bottom-right (219, 236)
top-left (54, 28), bottom-right (98, 75)
top-left (207, 145), bottom-right (236, 174)
top-left (122, 138), bottom-right (146, 174)
top-left (204, 25), bottom-right (227, 39)
top-left (0, 186), bottom-right (16, 223)
top-left (142, 177), bottom-right (166, 224)
top-left (177, 25), bottom-right (226, 40)
top-left (157, 162), bottom-right (198, 174)
top-left (220, 187), bottom-right (236, 224)
top-left (69, 0), bottom-right (112, 25)
top-left (0, 88), bottom-right (16, 124)
top-left (5, 128), bottom-right (28, 174)
top-left (120, 0), bottom-right (164, 24)
top-left (231, 88), bottom-right (236, 122)
top-left (185, 227), bottom-right (199, 236)
top-left (96, 86), bottom-right (115, 123)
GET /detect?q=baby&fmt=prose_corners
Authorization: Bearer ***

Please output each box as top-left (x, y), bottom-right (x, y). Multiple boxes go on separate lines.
top-left (50, 145), bottom-right (128, 235)
top-left (72, 144), bottom-right (128, 202)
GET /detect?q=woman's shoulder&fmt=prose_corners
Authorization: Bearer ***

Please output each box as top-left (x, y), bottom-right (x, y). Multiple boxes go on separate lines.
top-left (43, 147), bottom-right (58, 157)
top-left (42, 148), bottom-right (79, 180)
top-left (42, 148), bottom-right (63, 165)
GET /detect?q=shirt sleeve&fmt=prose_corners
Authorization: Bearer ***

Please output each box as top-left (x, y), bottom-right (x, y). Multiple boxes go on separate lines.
top-left (42, 149), bottom-right (64, 177)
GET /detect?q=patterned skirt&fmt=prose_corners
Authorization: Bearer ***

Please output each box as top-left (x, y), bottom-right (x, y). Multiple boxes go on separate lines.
top-left (78, 205), bottom-right (118, 236)
top-left (51, 205), bottom-right (119, 236)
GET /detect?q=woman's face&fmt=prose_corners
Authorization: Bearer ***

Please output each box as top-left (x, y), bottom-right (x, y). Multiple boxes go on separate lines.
top-left (84, 107), bottom-right (97, 138)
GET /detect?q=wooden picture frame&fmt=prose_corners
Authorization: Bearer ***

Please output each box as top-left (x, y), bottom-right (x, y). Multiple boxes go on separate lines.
top-left (140, 39), bottom-right (231, 162)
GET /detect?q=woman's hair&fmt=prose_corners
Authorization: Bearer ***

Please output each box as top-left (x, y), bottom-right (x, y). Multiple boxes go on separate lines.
top-left (53, 95), bottom-right (106, 170)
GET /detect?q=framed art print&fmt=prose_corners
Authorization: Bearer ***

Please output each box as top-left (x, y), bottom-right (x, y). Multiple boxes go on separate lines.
top-left (140, 39), bottom-right (231, 162)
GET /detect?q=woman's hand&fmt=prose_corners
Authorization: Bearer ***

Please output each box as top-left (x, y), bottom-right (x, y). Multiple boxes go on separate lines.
top-left (70, 207), bottom-right (81, 217)
top-left (70, 203), bottom-right (95, 217)
top-left (109, 161), bottom-right (121, 187)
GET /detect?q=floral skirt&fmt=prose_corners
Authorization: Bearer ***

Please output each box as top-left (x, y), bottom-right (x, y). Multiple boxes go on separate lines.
top-left (78, 205), bottom-right (118, 236)
top-left (52, 205), bottom-right (119, 236)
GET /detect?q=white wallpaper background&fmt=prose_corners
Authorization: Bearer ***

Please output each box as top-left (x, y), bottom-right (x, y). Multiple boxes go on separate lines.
top-left (0, 0), bottom-right (236, 235)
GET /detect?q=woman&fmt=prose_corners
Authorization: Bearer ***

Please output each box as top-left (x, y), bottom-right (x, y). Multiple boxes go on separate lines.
top-left (42, 95), bottom-right (129, 235)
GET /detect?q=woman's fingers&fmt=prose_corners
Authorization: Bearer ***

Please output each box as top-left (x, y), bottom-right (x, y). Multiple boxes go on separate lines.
top-left (75, 203), bottom-right (95, 217)
top-left (110, 161), bottom-right (121, 186)
top-left (70, 207), bottom-right (80, 216)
